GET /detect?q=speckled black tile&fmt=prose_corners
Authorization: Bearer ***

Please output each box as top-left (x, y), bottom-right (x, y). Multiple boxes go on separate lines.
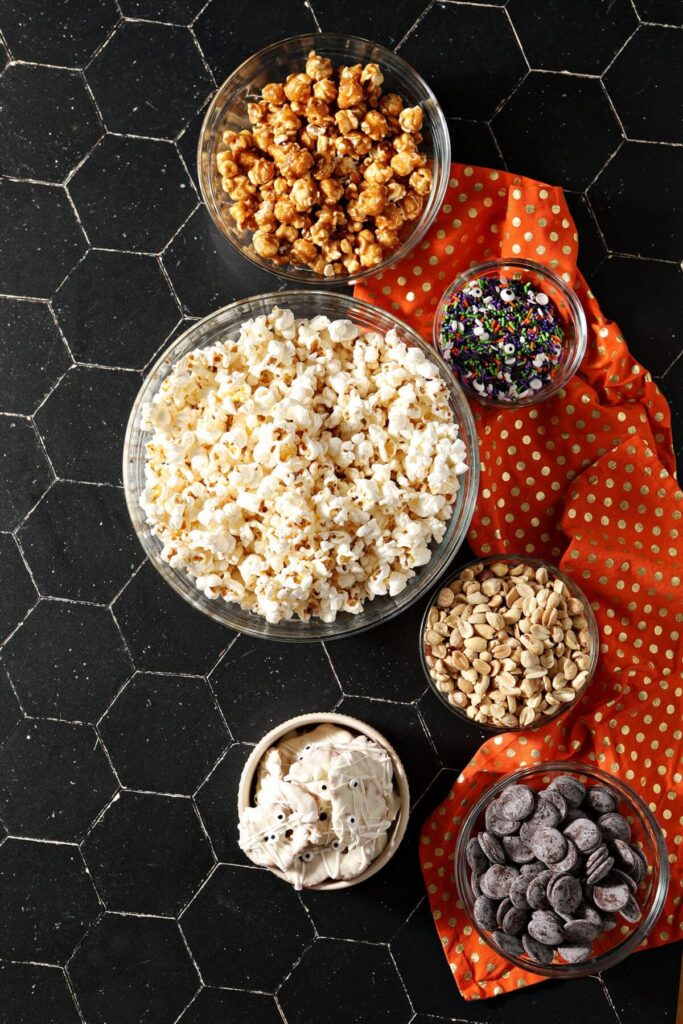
top-left (175, 97), bottom-right (209, 193)
top-left (493, 74), bottom-right (621, 191)
top-left (398, 4), bottom-right (526, 120)
top-left (669, 398), bottom-right (683, 458)
top-left (0, 180), bottom-right (86, 298)
top-left (301, 836), bottom-right (423, 944)
top-left (0, 533), bottom-right (37, 641)
top-left (181, 864), bottom-right (314, 989)
top-left (563, 192), bottom-right (607, 281)
top-left (279, 938), bottom-right (412, 1024)
top-left (210, 637), bottom-right (341, 743)
top-left (87, 22), bottom-right (212, 139)
top-left (118, 0), bottom-right (206, 21)
top-left (35, 366), bottom-right (140, 485)
top-left (178, 988), bottom-right (282, 1024)
top-left (82, 791), bottom-right (213, 915)
top-left (589, 142), bottom-right (683, 260)
top-left (0, 64), bottom-right (101, 182)
top-left (0, 0), bottom-right (119, 67)
top-left (194, 0), bottom-right (316, 81)
top-left (507, 0), bottom-right (637, 74)
top-left (162, 205), bottom-right (280, 317)
top-left (112, 560), bottom-right (233, 673)
top-left (604, 941), bottom-right (679, 1022)
top-left (0, 417), bottom-right (52, 530)
top-left (0, 719), bottom-right (117, 841)
top-left (194, 742), bottom-right (251, 862)
top-left (18, 481), bottom-right (141, 603)
top-left (68, 914), bottom-right (198, 1024)
top-left (390, 899), bottom-right (458, 1018)
top-left (325, 601), bottom-right (426, 704)
top-left (1, 600), bottom-right (133, 722)
top-left (68, 135), bottom-right (195, 252)
top-left (417, 689), bottom-right (487, 770)
top-left (0, 299), bottom-right (71, 416)
top-left (53, 250), bottom-right (179, 369)
top-left (0, 839), bottom-right (99, 964)
top-left (604, 26), bottom-right (683, 144)
top-left (99, 673), bottom-right (229, 794)
top-left (591, 256), bottom-right (682, 378)
top-left (308, 0), bottom-right (427, 48)
top-left (336, 695), bottom-right (439, 805)
top-left (448, 119), bottom-right (504, 171)
top-left (0, 665), bottom-right (22, 747)
top-left (635, 0), bottom-right (683, 24)
top-left (0, 961), bottom-right (81, 1024)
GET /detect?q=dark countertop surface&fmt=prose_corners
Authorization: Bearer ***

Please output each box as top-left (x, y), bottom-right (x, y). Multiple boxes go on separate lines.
top-left (0, 0), bottom-right (681, 1021)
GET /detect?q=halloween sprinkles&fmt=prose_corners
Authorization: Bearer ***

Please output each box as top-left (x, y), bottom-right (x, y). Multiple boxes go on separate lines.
top-left (439, 275), bottom-right (565, 402)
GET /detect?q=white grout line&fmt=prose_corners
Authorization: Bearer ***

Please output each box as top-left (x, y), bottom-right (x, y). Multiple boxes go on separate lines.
top-left (394, 1), bottom-right (434, 53)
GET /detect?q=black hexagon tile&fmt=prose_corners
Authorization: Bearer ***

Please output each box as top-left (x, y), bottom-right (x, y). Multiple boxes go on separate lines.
top-left (112, 560), bottom-right (234, 673)
top-left (118, 0), bottom-right (207, 21)
top-left (309, 0), bottom-right (428, 48)
top-left (507, 0), bottom-right (637, 74)
top-left (0, 417), bottom-right (53, 531)
top-left (635, 0), bottom-right (683, 25)
top-left (398, 3), bottom-right (527, 120)
top-left (175, 97), bottom-right (210, 193)
top-left (35, 366), bottom-right (141, 485)
top-left (591, 256), bottom-right (683, 379)
top-left (0, 718), bottom-right (117, 842)
top-left (194, 742), bottom-right (252, 863)
top-left (0, 65), bottom-right (101, 182)
top-left (589, 141), bottom-right (683, 260)
top-left (0, 532), bottom-right (37, 642)
top-left (447, 119), bottom-right (504, 174)
top-left (68, 135), bottom-right (196, 252)
top-left (603, 942), bottom-right (680, 1023)
top-left (0, 180), bottom-right (86, 299)
top-left (162, 205), bottom-right (280, 318)
top-left (417, 688), bottom-right (488, 771)
top-left (0, 298), bottom-right (71, 416)
top-left (0, 663), bottom-right (22, 748)
top-left (18, 481), bottom-right (141, 603)
top-left (82, 791), bottom-right (213, 915)
top-left (86, 22), bottom-right (212, 139)
top-left (493, 74), bottom-right (621, 191)
top-left (2, 600), bottom-right (133, 722)
top-left (180, 864), bottom-right (314, 989)
top-left (278, 938), bottom-right (412, 1024)
top-left (99, 672), bottom-right (229, 794)
top-left (68, 914), bottom-right (199, 1024)
top-left (53, 250), bottom-right (180, 369)
top-left (563, 192), bottom-right (607, 281)
top-left (194, 0), bottom-right (317, 81)
top-left (604, 26), bottom-right (683, 144)
top-left (0, 0), bottom-right (119, 67)
top-left (0, 961), bottom-right (81, 1024)
top-left (178, 987), bottom-right (283, 1024)
top-left (210, 636), bottom-right (341, 743)
top-left (0, 838), bottom-right (100, 964)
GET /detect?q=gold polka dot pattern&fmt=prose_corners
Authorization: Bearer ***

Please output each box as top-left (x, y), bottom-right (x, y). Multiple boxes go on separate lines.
top-left (355, 163), bottom-right (682, 1002)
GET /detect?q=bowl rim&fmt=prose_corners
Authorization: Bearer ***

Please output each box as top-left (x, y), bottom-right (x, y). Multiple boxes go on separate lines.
top-left (236, 711), bottom-right (411, 890)
top-left (419, 553), bottom-right (600, 733)
top-left (453, 759), bottom-right (670, 977)
top-left (433, 257), bottom-right (588, 408)
top-left (123, 289), bottom-right (480, 642)
top-left (197, 31), bottom-right (451, 287)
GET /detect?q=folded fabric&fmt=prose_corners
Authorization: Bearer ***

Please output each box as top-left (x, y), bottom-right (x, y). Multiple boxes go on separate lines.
top-left (354, 164), bottom-right (682, 1000)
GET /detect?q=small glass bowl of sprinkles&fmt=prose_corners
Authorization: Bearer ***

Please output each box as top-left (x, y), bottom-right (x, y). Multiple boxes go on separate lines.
top-left (434, 258), bottom-right (587, 407)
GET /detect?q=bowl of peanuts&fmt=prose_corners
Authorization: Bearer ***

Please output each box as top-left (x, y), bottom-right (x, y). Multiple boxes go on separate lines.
top-left (198, 33), bottom-right (450, 284)
top-left (420, 556), bottom-right (599, 732)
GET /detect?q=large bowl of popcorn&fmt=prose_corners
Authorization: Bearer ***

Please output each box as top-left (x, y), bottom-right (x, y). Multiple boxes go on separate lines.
top-left (198, 33), bottom-right (450, 284)
top-left (123, 291), bottom-right (479, 641)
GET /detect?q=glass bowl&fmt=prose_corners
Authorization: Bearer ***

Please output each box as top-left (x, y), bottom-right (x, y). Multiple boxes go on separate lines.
top-left (433, 258), bottom-right (587, 407)
top-left (197, 32), bottom-right (450, 286)
top-left (454, 761), bottom-right (670, 977)
top-left (123, 290), bottom-right (479, 642)
top-left (237, 712), bottom-right (410, 890)
top-left (419, 555), bottom-right (599, 733)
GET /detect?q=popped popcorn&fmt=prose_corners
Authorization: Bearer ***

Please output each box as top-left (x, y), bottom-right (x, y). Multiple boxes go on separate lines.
top-left (140, 307), bottom-right (468, 624)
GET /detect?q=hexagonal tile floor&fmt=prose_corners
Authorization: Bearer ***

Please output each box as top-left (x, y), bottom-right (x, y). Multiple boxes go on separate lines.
top-left (0, 1), bottom-right (679, 1022)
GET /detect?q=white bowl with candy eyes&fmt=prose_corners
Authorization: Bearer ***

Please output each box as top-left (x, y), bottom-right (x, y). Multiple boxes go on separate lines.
top-left (237, 712), bottom-right (410, 890)
top-left (454, 761), bottom-right (669, 977)
top-left (433, 258), bottom-right (587, 408)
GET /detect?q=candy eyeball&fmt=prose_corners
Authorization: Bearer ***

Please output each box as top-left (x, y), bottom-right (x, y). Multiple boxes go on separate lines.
top-left (276, 812), bottom-right (286, 821)
top-left (503, 342), bottom-right (516, 356)
top-left (331, 840), bottom-right (341, 851)
top-left (467, 285), bottom-right (483, 298)
top-left (348, 815), bottom-right (357, 825)
top-left (535, 292), bottom-right (549, 305)
top-left (500, 287), bottom-right (515, 302)
top-left (301, 850), bottom-right (315, 862)
top-left (350, 779), bottom-right (359, 790)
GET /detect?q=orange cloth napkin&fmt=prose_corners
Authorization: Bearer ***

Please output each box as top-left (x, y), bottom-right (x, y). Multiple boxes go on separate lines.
top-left (354, 164), bottom-right (683, 1000)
